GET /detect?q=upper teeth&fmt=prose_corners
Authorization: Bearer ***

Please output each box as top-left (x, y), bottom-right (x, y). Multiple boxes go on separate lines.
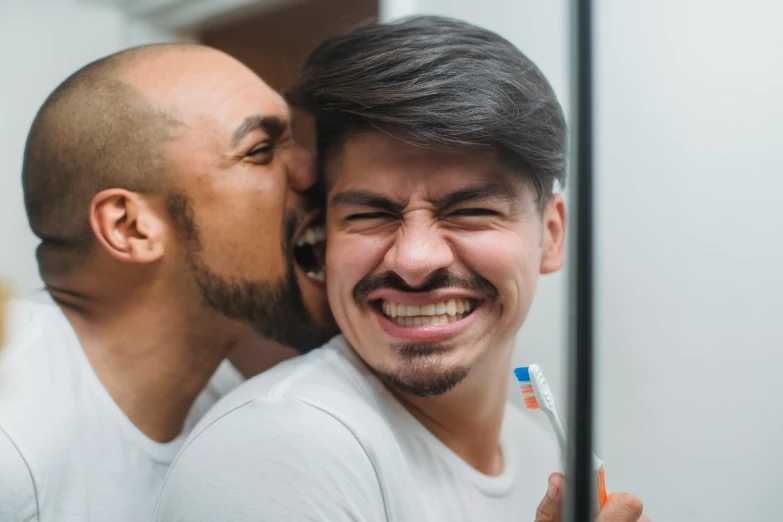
top-left (382, 299), bottom-right (473, 318)
top-left (296, 226), bottom-right (325, 247)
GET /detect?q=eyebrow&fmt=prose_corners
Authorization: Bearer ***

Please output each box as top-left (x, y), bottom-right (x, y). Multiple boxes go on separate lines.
top-left (431, 184), bottom-right (517, 209)
top-left (330, 190), bottom-right (406, 214)
top-left (230, 114), bottom-right (288, 148)
top-left (330, 184), bottom-right (517, 214)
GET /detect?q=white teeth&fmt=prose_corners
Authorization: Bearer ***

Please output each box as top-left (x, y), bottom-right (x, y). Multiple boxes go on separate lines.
top-left (382, 299), bottom-right (473, 318)
top-left (306, 268), bottom-right (325, 282)
top-left (296, 226), bottom-right (326, 247)
top-left (389, 312), bottom-right (468, 327)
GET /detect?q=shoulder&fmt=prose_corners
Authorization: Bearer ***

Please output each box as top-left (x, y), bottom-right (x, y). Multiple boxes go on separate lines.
top-left (190, 335), bottom-right (387, 435)
top-left (157, 396), bottom-right (386, 522)
top-left (0, 294), bottom-right (80, 382)
top-left (0, 424), bottom-right (38, 521)
top-left (0, 295), bottom-right (98, 499)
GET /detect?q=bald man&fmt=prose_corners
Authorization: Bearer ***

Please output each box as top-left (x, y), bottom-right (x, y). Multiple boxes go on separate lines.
top-left (0, 44), bottom-right (335, 521)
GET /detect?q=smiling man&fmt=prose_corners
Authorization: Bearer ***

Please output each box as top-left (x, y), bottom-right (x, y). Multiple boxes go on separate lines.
top-left (0, 44), bottom-right (335, 522)
top-left (156, 17), bottom-right (646, 522)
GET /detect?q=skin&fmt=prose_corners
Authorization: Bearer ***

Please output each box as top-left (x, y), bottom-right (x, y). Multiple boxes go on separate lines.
top-left (325, 132), bottom-right (566, 474)
top-left (45, 46), bottom-right (334, 442)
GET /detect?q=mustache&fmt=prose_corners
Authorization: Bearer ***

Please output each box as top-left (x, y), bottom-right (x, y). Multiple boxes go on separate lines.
top-left (353, 268), bottom-right (498, 303)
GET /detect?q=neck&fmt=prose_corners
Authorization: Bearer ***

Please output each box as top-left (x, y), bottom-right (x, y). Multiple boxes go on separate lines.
top-left (387, 341), bottom-right (515, 476)
top-left (47, 276), bottom-right (251, 442)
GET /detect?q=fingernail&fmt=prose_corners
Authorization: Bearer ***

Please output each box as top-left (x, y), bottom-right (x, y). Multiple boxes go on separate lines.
top-left (547, 480), bottom-right (558, 500)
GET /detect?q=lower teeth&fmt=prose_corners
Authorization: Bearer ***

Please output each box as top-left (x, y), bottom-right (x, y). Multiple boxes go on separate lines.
top-left (306, 270), bottom-right (326, 282)
top-left (391, 313), bottom-right (465, 326)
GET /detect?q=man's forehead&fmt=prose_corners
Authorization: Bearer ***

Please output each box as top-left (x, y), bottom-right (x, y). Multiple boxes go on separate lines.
top-left (121, 49), bottom-right (289, 136)
top-left (327, 133), bottom-right (524, 197)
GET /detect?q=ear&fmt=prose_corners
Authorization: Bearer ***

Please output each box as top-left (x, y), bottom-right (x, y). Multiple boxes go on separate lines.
top-left (540, 193), bottom-right (566, 275)
top-left (89, 189), bottom-right (166, 264)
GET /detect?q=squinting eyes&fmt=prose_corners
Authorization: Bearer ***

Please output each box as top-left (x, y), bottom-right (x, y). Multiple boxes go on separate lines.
top-left (246, 144), bottom-right (275, 165)
top-left (450, 208), bottom-right (500, 217)
top-left (248, 144), bottom-right (273, 156)
top-left (345, 209), bottom-right (500, 221)
top-left (346, 212), bottom-right (393, 221)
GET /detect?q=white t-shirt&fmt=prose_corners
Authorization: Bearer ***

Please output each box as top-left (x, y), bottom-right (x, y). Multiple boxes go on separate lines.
top-left (155, 335), bottom-right (560, 522)
top-left (0, 293), bottom-right (245, 522)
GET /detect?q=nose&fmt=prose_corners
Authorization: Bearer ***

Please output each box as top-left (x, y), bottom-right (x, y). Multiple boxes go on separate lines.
top-left (286, 144), bottom-right (318, 193)
top-left (385, 218), bottom-right (455, 288)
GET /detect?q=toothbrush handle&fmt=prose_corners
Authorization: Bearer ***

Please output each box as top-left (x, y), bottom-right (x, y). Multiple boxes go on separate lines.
top-left (545, 404), bottom-right (607, 510)
top-left (594, 455), bottom-right (608, 509)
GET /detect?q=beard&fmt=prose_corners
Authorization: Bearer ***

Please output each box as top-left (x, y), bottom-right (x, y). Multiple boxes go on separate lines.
top-left (166, 191), bottom-right (332, 353)
top-left (352, 269), bottom-right (498, 397)
top-left (376, 342), bottom-right (470, 397)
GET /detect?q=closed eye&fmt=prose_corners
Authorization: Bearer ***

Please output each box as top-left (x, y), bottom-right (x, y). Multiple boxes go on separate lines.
top-left (248, 144), bottom-right (273, 156)
top-left (450, 208), bottom-right (500, 217)
top-left (346, 212), bottom-right (395, 221)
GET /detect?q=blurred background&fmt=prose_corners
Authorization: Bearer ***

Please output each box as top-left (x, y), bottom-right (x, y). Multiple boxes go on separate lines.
top-left (1, 0), bottom-right (781, 520)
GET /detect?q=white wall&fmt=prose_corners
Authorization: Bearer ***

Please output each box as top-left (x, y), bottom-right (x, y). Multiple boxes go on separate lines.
top-left (382, 0), bottom-right (783, 520)
top-left (595, 1), bottom-right (783, 520)
top-left (0, 0), bottom-right (180, 296)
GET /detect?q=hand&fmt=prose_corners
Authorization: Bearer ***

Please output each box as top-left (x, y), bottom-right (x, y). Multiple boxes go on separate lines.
top-left (534, 473), bottom-right (650, 522)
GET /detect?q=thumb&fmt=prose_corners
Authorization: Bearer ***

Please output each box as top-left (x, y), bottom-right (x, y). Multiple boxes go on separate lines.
top-left (534, 473), bottom-right (565, 522)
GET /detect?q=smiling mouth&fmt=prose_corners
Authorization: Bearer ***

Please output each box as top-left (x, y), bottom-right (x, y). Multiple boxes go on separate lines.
top-left (375, 298), bottom-right (477, 326)
top-left (293, 217), bottom-right (326, 283)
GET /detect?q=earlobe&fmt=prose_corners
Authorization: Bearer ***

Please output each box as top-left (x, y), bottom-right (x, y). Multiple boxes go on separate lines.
top-left (540, 194), bottom-right (566, 275)
top-left (89, 189), bottom-right (165, 264)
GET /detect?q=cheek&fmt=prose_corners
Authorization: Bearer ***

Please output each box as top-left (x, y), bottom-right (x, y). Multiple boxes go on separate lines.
top-left (453, 228), bottom-right (542, 319)
top-left (325, 230), bottom-right (388, 315)
top-left (191, 168), bottom-right (289, 277)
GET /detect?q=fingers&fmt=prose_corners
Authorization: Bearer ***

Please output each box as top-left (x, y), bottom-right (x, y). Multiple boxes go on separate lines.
top-left (596, 492), bottom-right (645, 522)
top-left (534, 473), bottom-right (565, 522)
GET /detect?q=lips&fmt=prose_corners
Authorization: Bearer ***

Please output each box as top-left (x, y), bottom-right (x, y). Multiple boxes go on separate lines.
top-left (366, 288), bottom-right (484, 343)
top-left (292, 212), bottom-right (326, 284)
top-left (379, 298), bottom-right (475, 326)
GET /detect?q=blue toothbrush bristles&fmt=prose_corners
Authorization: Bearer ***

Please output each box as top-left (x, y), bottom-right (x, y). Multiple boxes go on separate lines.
top-left (513, 366), bottom-right (530, 383)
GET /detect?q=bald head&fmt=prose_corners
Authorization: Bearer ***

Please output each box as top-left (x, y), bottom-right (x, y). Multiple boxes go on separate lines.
top-left (22, 43), bottom-right (209, 275)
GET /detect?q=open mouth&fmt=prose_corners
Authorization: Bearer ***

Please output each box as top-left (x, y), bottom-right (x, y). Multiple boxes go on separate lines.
top-left (374, 298), bottom-right (478, 326)
top-left (293, 215), bottom-right (326, 283)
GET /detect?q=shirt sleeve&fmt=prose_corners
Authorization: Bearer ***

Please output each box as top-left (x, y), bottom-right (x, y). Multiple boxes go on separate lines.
top-left (155, 397), bottom-right (388, 522)
top-left (0, 425), bottom-right (38, 522)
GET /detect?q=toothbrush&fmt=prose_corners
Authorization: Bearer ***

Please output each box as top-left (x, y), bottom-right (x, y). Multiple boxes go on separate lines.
top-left (513, 364), bottom-right (608, 510)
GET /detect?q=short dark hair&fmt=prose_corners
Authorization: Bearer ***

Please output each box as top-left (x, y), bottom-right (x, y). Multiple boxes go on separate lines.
top-left (287, 16), bottom-right (567, 201)
top-left (22, 45), bottom-right (187, 275)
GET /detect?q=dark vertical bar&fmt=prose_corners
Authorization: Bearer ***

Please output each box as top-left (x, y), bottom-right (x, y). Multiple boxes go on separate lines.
top-left (565, 0), bottom-right (595, 521)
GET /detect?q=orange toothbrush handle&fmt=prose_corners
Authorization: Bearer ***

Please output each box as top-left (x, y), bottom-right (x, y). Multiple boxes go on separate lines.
top-left (597, 465), bottom-right (608, 509)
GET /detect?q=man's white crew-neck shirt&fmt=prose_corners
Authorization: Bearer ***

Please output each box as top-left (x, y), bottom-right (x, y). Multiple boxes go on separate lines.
top-left (0, 293), bottom-right (245, 522)
top-left (155, 335), bottom-right (559, 521)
